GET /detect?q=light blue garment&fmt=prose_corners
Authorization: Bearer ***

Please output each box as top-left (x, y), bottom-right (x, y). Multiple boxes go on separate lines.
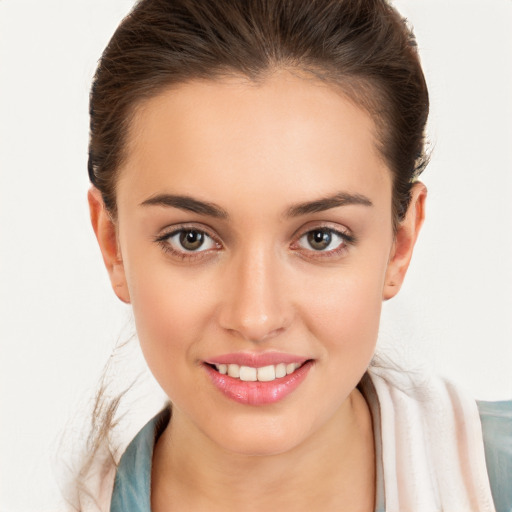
top-left (110, 401), bottom-right (512, 512)
top-left (478, 400), bottom-right (512, 512)
top-left (109, 408), bottom-right (169, 512)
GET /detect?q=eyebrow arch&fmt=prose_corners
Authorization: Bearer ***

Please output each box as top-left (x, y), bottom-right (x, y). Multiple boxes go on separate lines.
top-left (140, 194), bottom-right (229, 219)
top-left (285, 192), bottom-right (373, 217)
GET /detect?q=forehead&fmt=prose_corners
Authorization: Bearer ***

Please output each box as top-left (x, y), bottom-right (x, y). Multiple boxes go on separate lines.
top-left (117, 72), bottom-right (392, 212)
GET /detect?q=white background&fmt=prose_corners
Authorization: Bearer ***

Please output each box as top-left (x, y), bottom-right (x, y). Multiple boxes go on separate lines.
top-left (1, 1), bottom-right (511, 510)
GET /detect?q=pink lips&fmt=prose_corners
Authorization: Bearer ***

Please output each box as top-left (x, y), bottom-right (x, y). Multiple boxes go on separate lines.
top-left (206, 352), bottom-right (307, 367)
top-left (203, 352), bottom-right (313, 406)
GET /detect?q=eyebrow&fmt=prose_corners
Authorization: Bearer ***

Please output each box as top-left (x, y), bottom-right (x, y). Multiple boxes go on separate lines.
top-left (285, 192), bottom-right (373, 217)
top-left (140, 194), bottom-right (229, 219)
top-left (140, 190), bottom-right (373, 219)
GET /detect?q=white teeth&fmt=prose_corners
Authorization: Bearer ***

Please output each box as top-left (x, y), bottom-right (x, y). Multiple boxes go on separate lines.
top-left (227, 364), bottom-right (240, 378)
top-left (214, 362), bottom-right (304, 382)
top-left (275, 363), bottom-right (287, 378)
top-left (257, 365), bottom-right (276, 382)
top-left (286, 363), bottom-right (299, 375)
top-left (239, 366), bottom-right (257, 381)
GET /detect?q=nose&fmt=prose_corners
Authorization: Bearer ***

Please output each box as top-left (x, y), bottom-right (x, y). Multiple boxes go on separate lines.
top-left (218, 245), bottom-right (292, 343)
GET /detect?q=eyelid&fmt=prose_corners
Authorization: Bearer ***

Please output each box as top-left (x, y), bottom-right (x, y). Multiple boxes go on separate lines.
top-left (156, 222), bottom-right (220, 241)
top-left (291, 221), bottom-right (355, 243)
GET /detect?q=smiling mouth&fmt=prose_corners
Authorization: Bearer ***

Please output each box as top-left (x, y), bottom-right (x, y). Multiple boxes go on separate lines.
top-left (206, 361), bottom-right (310, 382)
top-left (204, 359), bottom-right (314, 405)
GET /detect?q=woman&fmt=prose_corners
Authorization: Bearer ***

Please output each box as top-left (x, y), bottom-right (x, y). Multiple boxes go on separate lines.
top-left (74, 0), bottom-right (511, 510)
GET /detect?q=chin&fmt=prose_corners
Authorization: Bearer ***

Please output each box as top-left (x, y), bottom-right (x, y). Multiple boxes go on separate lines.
top-left (213, 424), bottom-right (307, 457)
top-left (195, 402), bottom-right (323, 458)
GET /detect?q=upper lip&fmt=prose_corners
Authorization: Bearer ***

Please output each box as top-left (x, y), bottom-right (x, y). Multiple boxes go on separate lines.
top-left (205, 352), bottom-right (309, 367)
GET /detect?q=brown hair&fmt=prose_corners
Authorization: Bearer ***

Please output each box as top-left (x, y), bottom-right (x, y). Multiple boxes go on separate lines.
top-left (88, 0), bottom-right (429, 228)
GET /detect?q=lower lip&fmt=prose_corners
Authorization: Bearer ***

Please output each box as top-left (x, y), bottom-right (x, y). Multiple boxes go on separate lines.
top-left (203, 361), bottom-right (313, 405)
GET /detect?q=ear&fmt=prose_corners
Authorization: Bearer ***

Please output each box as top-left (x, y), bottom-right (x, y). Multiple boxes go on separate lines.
top-left (88, 187), bottom-right (131, 304)
top-left (383, 182), bottom-right (427, 301)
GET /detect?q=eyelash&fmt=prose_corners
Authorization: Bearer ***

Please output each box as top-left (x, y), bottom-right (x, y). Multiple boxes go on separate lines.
top-left (154, 224), bottom-right (356, 262)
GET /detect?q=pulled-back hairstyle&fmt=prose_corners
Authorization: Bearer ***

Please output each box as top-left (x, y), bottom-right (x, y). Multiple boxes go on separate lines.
top-left (89, 0), bottom-right (429, 229)
top-left (75, 0), bottom-right (430, 507)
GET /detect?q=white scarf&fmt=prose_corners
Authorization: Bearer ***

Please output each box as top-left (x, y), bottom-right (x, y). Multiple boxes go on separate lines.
top-left (363, 365), bottom-right (496, 512)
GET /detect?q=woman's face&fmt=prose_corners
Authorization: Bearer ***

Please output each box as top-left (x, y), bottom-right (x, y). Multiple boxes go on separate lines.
top-left (95, 72), bottom-right (420, 456)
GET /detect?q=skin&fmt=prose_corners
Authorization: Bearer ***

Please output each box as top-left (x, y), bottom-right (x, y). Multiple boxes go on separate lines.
top-left (89, 71), bottom-right (426, 511)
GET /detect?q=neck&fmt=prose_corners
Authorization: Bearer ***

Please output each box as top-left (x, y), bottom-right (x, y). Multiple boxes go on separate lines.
top-left (151, 389), bottom-right (375, 512)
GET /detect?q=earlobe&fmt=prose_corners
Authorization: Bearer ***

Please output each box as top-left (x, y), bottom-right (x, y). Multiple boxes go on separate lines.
top-left (88, 187), bottom-right (131, 304)
top-left (383, 182), bottom-right (427, 301)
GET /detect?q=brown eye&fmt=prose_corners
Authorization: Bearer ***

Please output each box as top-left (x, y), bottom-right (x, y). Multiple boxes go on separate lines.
top-left (179, 230), bottom-right (205, 251)
top-left (307, 230), bottom-right (332, 250)
top-left (162, 229), bottom-right (217, 254)
top-left (297, 228), bottom-right (347, 253)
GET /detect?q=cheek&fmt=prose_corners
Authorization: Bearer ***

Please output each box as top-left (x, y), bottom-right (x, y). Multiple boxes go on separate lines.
top-left (295, 270), bottom-right (384, 423)
top-left (124, 256), bottom-right (217, 391)
top-left (298, 259), bottom-right (387, 363)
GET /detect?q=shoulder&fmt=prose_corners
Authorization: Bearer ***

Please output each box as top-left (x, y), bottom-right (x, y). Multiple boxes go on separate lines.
top-left (477, 399), bottom-right (512, 512)
top-left (110, 407), bottom-right (171, 512)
